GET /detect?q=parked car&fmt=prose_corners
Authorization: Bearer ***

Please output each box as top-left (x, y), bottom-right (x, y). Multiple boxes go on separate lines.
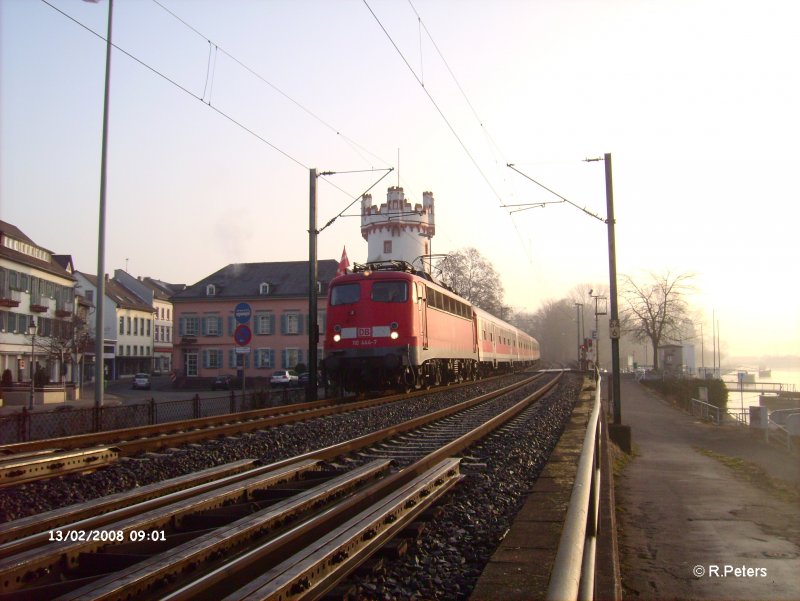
top-left (132, 373), bottom-right (151, 390)
top-left (298, 372), bottom-right (309, 386)
top-left (270, 369), bottom-right (299, 387)
top-left (212, 374), bottom-right (234, 390)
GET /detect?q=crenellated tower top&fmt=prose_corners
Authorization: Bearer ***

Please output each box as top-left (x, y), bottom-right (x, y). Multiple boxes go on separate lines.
top-left (360, 187), bottom-right (435, 272)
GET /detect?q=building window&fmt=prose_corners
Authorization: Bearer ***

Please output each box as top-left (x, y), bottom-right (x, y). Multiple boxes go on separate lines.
top-left (206, 316), bottom-right (221, 336)
top-left (384, 240), bottom-right (392, 254)
top-left (255, 312), bottom-right (274, 335)
top-left (284, 348), bottom-right (301, 369)
top-left (284, 312), bottom-right (301, 335)
top-left (204, 349), bottom-right (223, 368)
top-left (259, 282), bottom-right (270, 295)
top-left (255, 348), bottom-right (274, 368)
top-left (182, 316), bottom-right (199, 336)
top-left (206, 284), bottom-right (216, 296)
top-left (119, 316), bottom-right (124, 335)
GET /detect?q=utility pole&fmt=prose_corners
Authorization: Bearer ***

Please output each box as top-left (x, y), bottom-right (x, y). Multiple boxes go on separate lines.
top-left (604, 153), bottom-right (622, 426)
top-left (308, 168), bottom-right (319, 402)
top-left (94, 0), bottom-right (114, 419)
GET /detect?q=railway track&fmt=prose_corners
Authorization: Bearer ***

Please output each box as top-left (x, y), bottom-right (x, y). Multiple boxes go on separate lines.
top-left (0, 371), bottom-right (562, 600)
top-left (0, 375), bottom-right (515, 488)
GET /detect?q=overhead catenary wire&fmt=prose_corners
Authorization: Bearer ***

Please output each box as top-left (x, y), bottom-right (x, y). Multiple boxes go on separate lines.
top-left (362, 0), bottom-right (506, 208)
top-left (40, 0), bottom-right (387, 207)
top-left (151, 0), bottom-right (393, 171)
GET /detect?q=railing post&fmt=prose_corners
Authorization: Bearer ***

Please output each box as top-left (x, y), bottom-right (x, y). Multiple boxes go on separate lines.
top-left (149, 398), bottom-right (156, 425)
top-left (230, 389), bottom-right (236, 414)
top-left (193, 394), bottom-right (200, 419)
top-left (20, 407), bottom-right (29, 443)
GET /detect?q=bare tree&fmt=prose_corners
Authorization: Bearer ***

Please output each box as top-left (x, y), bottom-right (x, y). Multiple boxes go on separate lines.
top-left (535, 299), bottom-right (577, 366)
top-left (621, 271), bottom-right (695, 370)
top-left (436, 247), bottom-right (505, 317)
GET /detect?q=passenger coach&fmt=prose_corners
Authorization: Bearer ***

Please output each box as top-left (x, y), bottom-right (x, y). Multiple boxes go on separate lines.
top-left (323, 261), bottom-right (539, 392)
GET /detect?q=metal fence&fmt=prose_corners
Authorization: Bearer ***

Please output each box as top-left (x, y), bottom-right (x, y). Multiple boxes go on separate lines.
top-left (0, 388), bottom-right (306, 445)
top-left (546, 370), bottom-right (602, 601)
top-left (690, 398), bottom-right (721, 425)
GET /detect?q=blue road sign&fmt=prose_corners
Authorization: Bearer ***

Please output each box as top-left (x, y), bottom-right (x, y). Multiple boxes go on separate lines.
top-left (234, 302), bottom-right (251, 324)
top-left (234, 324), bottom-right (252, 346)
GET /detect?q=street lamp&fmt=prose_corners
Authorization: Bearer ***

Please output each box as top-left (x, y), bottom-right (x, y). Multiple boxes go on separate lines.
top-left (28, 317), bottom-right (36, 409)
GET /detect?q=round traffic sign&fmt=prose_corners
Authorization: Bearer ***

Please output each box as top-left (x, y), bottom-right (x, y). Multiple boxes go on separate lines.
top-left (234, 324), bottom-right (252, 346)
top-left (234, 302), bottom-right (251, 324)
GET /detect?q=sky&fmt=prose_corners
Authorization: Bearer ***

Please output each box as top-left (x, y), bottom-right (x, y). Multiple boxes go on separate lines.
top-left (1, 0), bottom-right (798, 359)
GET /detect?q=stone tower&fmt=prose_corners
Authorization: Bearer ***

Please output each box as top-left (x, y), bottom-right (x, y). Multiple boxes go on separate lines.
top-left (360, 187), bottom-right (435, 272)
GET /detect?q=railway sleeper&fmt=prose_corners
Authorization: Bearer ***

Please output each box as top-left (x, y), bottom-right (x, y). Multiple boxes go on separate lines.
top-left (220, 457), bottom-right (462, 601)
top-left (0, 460), bottom-right (327, 595)
top-left (35, 460), bottom-right (393, 601)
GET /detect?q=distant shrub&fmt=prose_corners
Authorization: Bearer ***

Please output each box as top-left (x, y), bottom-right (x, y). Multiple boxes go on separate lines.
top-left (1, 369), bottom-right (12, 386)
top-left (642, 377), bottom-right (728, 412)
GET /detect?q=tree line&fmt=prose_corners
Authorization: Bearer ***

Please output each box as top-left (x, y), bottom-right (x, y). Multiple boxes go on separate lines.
top-left (437, 248), bottom-right (704, 371)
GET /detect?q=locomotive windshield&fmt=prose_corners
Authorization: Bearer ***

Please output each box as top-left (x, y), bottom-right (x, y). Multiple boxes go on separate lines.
top-left (371, 281), bottom-right (408, 303)
top-left (330, 283), bottom-right (360, 305)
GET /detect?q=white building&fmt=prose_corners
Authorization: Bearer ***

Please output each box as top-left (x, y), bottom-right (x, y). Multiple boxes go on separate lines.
top-left (113, 270), bottom-right (183, 374)
top-left (74, 272), bottom-right (155, 379)
top-left (0, 220), bottom-right (77, 385)
top-left (361, 187), bottom-right (435, 271)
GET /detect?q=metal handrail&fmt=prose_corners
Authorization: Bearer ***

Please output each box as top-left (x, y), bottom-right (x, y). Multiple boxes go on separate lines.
top-left (546, 371), bottom-right (602, 601)
top-left (691, 398), bottom-right (721, 425)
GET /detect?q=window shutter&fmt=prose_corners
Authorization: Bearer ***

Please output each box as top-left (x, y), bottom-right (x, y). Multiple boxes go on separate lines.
top-left (281, 349), bottom-right (287, 368)
top-left (281, 314), bottom-right (287, 335)
top-left (228, 316), bottom-right (235, 336)
top-left (179, 317), bottom-right (185, 336)
top-left (298, 314), bottom-right (305, 335)
top-left (269, 349), bottom-right (275, 368)
top-left (229, 349), bottom-right (236, 368)
top-left (269, 313), bottom-right (275, 335)
top-left (201, 317), bottom-right (207, 336)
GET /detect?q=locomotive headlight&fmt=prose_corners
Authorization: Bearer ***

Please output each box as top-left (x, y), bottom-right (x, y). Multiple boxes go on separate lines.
top-left (333, 334), bottom-right (341, 342)
top-left (390, 331), bottom-right (399, 340)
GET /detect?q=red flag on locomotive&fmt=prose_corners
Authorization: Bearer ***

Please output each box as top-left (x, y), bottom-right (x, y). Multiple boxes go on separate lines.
top-left (336, 246), bottom-right (350, 276)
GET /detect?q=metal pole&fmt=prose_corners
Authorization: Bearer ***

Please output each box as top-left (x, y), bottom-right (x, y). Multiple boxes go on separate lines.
top-left (575, 303), bottom-right (582, 368)
top-left (604, 153), bottom-right (622, 425)
top-left (308, 168), bottom-right (319, 402)
top-left (94, 0), bottom-right (113, 411)
top-left (29, 324), bottom-right (35, 410)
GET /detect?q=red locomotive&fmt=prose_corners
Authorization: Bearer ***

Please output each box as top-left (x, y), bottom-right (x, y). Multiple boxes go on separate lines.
top-left (323, 261), bottom-right (540, 392)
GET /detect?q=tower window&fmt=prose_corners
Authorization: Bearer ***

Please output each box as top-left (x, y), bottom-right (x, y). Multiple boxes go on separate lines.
top-left (384, 240), bottom-right (392, 254)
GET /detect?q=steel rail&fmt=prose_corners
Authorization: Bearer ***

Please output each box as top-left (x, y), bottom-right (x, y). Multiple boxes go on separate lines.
top-left (155, 373), bottom-right (563, 601)
top-left (2, 372), bottom-right (553, 599)
top-left (0, 459), bottom-right (329, 594)
top-left (49, 460), bottom-right (394, 601)
top-left (0, 373), bottom-right (508, 458)
top-left (227, 459), bottom-right (462, 601)
top-left (546, 372), bottom-right (602, 601)
top-left (0, 458), bottom-right (306, 553)
top-left (0, 447), bottom-right (119, 488)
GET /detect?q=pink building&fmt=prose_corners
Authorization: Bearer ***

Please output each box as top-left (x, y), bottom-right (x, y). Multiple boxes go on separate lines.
top-left (170, 260), bottom-right (338, 385)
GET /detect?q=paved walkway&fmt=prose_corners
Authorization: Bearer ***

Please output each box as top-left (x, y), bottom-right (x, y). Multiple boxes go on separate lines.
top-left (616, 378), bottom-right (800, 600)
